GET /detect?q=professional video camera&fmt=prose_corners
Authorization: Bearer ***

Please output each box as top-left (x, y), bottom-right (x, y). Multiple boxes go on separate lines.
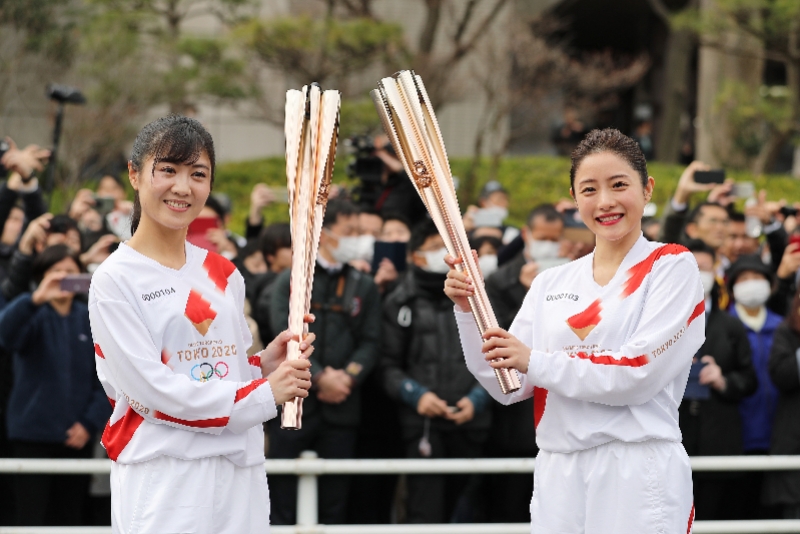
top-left (345, 134), bottom-right (385, 207)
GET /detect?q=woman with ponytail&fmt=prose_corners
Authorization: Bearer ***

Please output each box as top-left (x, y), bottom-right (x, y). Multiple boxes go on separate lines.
top-left (89, 115), bottom-right (314, 533)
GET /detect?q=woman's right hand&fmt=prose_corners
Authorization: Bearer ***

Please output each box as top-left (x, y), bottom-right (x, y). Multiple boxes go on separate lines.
top-left (444, 251), bottom-right (479, 312)
top-left (268, 358), bottom-right (312, 405)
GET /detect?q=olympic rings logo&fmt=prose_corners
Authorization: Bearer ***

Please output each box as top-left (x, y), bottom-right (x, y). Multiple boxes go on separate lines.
top-left (190, 361), bottom-right (229, 382)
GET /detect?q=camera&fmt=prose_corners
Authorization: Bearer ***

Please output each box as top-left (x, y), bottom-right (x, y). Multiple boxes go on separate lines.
top-left (345, 134), bottom-right (385, 206)
top-left (46, 84), bottom-right (86, 105)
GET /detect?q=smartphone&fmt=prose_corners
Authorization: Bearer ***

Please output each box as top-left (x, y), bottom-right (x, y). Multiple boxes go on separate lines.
top-left (94, 196), bottom-right (116, 215)
top-left (684, 361), bottom-right (710, 400)
top-left (781, 206), bottom-right (799, 218)
top-left (731, 181), bottom-right (755, 198)
top-left (271, 187), bottom-right (289, 203)
top-left (187, 216), bottom-right (221, 253)
top-left (371, 241), bottom-right (407, 273)
top-left (60, 273), bottom-right (92, 293)
top-left (561, 208), bottom-right (586, 229)
top-left (188, 216), bottom-right (220, 235)
top-left (789, 234), bottom-right (800, 249)
top-left (694, 169), bottom-right (726, 184)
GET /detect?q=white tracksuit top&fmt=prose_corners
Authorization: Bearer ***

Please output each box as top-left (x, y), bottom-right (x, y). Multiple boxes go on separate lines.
top-left (89, 242), bottom-right (277, 466)
top-left (456, 235), bottom-right (706, 453)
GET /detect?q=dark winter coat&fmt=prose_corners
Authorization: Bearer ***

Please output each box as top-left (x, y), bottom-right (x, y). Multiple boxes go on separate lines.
top-left (381, 268), bottom-right (491, 432)
top-left (764, 321), bottom-right (800, 505)
top-left (679, 308), bottom-right (757, 456)
top-left (730, 305), bottom-right (783, 452)
top-left (271, 263), bottom-right (381, 427)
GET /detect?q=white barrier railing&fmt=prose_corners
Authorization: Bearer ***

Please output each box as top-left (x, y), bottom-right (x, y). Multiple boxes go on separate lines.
top-left (3, 454), bottom-right (800, 533)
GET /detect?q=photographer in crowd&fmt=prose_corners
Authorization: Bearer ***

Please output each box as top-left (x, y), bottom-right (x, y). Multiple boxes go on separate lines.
top-left (1, 244), bottom-right (109, 526)
top-left (348, 134), bottom-right (427, 226)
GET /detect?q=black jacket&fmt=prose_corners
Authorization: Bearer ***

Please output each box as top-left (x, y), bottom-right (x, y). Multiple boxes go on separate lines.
top-left (485, 252), bottom-right (529, 331)
top-left (484, 253), bottom-right (538, 454)
top-left (381, 268), bottom-right (491, 431)
top-left (764, 321), bottom-right (800, 505)
top-left (679, 308), bottom-right (757, 457)
top-left (270, 263), bottom-right (381, 427)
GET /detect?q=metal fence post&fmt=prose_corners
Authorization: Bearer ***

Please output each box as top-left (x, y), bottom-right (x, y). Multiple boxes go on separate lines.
top-left (296, 450), bottom-right (319, 527)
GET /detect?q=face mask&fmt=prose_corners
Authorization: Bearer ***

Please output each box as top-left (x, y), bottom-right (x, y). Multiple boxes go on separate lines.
top-left (473, 207), bottom-right (508, 228)
top-left (699, 271), bottom-right (715, 296)
top-left (329, 234), bottom-right (361, 264)
top-left (421, 247), bottom-right (450, 274)
top-left (355, 235), bottom-right (375, 262)
top-left (527, 239), bottom-right (560, 260)
top-left (478, 254), bottom-right (498, 276)
top-left (733, 279), bottom-right (771, 308)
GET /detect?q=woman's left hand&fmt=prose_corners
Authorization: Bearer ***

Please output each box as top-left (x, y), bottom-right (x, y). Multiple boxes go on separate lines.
top-left (260, 315), bottom-right (315, 377)
top-left (481, 327), bottom-right (531, 374)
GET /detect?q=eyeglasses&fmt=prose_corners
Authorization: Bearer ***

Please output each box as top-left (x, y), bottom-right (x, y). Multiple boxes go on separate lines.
top-left (702, 218), bottom-right (729, 227)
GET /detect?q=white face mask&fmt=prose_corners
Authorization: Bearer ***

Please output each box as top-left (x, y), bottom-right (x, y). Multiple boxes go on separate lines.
top-left (478, 254), bottom-right (498, 276)
top-left (699, 271), bottom-right (716, 296)
top-left (733, 279), bottom-right (771, 308)
top-left (329, 234), bottom-right (361, 264)
top-left (421, 247), bottom-right (450, 274)
top-left (527, 239), bottom-right (560, 261)
top-left (473, 206), bottom-right (508, 228)
top-left (354, 235), bottom-right (375, 262)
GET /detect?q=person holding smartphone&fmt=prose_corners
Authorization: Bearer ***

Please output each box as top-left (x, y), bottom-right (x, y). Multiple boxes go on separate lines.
top-left (0, 244), bottom-right (110, 526)
top-left (446, 129), bottom-right (705, 533)
top-left (88, 115), bottom-right (315, 534)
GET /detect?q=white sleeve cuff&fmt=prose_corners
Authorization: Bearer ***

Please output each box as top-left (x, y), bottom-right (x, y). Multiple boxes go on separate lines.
top-left (764, 220), bottom-right (782, 235)
top-left (671, 198), bottom-right (688, 212)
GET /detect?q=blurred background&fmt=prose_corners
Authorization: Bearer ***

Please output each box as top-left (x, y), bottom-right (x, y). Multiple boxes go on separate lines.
top-left (6, 0), bottom-right (800, 529)
top-left (4, 0), bottom-right (800, 228)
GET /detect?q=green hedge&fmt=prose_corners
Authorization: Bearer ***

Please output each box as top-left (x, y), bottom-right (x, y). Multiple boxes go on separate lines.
top-left (204, 156), bottom-right (800, 234)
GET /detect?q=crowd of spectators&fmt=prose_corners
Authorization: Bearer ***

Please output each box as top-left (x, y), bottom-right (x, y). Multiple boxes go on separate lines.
top-left (4, 129), bottom-right (800, 527)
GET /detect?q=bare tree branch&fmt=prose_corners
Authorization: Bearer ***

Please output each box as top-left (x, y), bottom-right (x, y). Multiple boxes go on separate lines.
top-left (453, 0), bottom-right (478, 45)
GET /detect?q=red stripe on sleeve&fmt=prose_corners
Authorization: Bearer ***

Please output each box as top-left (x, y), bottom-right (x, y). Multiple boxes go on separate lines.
top-left (107, 397), bottom-right (115, 408)
top-left (533, 387), bottom-right (548, 429)
top-left (687, 503), bottom-right (695, 534)
top-left (94, 344), bottom-right (105, 359)
top-left (153, 411), bottom-right (229, 428)
top-left (234, 378), bottom-right (268, 404)
top-left (688, 300), bottom-right (705, 326)
top-left (248, 355), bottom-right (261, 367)
top-left (101, 406), bottom-right (144, 461)
top-left (573, 351), bottom-right (649, 367)
top-left (622, 244), bottom-right (688, 298)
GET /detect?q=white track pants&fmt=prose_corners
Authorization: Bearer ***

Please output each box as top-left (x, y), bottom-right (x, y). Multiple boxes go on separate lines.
top-left (531, 439), bottom-right (694, 534)
top-left (111, 455), bottom-right (270, 534)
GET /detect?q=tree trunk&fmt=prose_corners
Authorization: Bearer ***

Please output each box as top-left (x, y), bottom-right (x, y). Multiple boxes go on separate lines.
top-left (696, 0), bottom-right (763, 167)
top-left (753, 130), bottom-right (789, 175)
top-left (656, 27), bottom-right (694, 163)
top-left (461, 128), bottom-right (485, 206)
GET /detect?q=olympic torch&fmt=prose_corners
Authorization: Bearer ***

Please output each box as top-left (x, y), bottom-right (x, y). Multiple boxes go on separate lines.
top-left (282, 83), bottom-right (341, 429)
top-left (371, 71), bottom-right (520, 395)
